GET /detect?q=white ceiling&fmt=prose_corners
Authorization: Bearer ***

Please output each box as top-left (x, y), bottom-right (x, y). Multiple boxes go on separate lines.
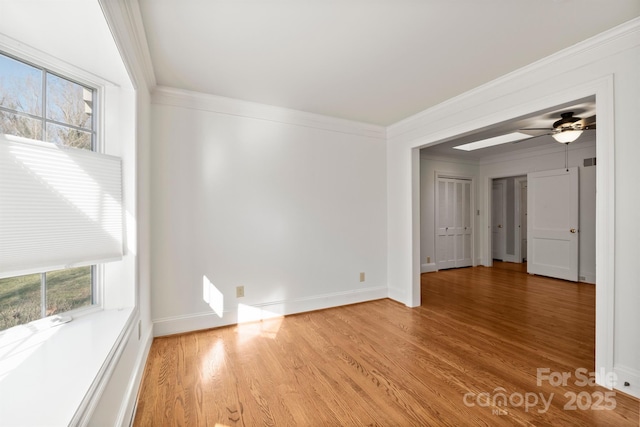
top-left (138, 0), bottom-right (639, 126)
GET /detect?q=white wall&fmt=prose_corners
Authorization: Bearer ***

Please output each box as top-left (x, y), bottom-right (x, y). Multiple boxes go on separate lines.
top-left (388, 19), bottom-right (640, 398)
top-left (150, 88), bottom-right (388, 336)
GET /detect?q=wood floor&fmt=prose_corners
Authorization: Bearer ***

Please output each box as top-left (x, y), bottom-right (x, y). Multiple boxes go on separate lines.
top-left (133, 263), bottom-right (639, 426)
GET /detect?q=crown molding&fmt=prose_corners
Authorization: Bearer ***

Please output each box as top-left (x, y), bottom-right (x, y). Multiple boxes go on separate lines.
top-left (99, 0), bottom-right (157, 91)
top-left (388, 17), bottom-right (640, 141)
top-left (152, 86), bottom-right (387, 139)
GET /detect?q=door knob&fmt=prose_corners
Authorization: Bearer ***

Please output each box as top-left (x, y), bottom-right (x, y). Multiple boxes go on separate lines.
top-left (570, 228), bottom-right (577, 233)
top-left (498, 224), bottom-right (503, 228)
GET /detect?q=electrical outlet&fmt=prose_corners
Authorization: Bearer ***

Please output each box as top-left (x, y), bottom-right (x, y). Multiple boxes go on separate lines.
top-left (236, 286), bottom-right (245, 298)
top-left (427, 256), bottom-right (431, 263)
top-left (359, 272), bottom-right (365, 282)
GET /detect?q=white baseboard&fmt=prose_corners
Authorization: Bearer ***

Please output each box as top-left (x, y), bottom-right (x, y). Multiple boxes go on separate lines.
top-left (153, 286), bottom-right (388, 337)
top-left (421, 263), bottom-right (437, 273)
top-left (121, 326), bottom-right (154, 427)
top-left (613, 365), bottom-right (640, 399)
top-left (503, 254), bottom-right (518, 263)
top-left (579, 273), bottom-right (596, 284)
top-left (387, 286), bottom-right (406, 305)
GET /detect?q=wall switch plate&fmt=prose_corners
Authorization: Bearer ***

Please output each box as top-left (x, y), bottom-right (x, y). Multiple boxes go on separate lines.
top-left (359, 272), bottom-right (365, 282)
top-left (236, 286), bottom-right (244, 298)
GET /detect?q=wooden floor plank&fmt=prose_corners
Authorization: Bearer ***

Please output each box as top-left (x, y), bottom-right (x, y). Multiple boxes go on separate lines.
top-left (134, 263), bottom-right (640, 426)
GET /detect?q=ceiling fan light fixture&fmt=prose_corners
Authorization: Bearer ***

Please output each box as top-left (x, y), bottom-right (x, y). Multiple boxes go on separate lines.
top-left (552, 129), bottom-right (583, 144)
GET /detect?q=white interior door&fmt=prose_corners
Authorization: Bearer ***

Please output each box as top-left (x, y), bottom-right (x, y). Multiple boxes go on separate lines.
top-left (436, 177), bottom-right (473, 270)
top-left (437, 179), bottom-right (455, 269)
top-left (527, 167), bottom-right (579, 281)
top-left (491, 179), bottom-right (506, 261)
top-left (455, 180), bottom-right (473, 268)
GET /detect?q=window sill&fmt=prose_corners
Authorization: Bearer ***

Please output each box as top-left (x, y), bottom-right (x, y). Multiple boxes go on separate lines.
top-left (0, 307), bottom-right (133, 426)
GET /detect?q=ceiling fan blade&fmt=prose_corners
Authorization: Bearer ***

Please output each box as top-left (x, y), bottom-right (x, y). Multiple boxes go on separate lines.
top-left (578, 115), bottom-right (596, 130)
top-left (512, 133), bottom-right (553, 144)
top-left (519, 127), bottom-right (554, 131)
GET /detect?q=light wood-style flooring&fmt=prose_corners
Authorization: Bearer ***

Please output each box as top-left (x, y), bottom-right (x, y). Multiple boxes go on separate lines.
top-left (133, 262), bottom-right (639, 426)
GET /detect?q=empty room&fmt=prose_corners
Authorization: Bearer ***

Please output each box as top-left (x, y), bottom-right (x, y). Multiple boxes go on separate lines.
top-left (0, 1), bottom-right (639, 426)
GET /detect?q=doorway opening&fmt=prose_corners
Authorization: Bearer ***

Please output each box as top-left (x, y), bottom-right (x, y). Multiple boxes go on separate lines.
top-left (491, 175), bottom-right (527, 264)
top-left (414, 88), bottom-right (615, 386)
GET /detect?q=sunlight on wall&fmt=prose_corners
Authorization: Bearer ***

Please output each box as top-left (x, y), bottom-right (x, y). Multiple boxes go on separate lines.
top-left (202, 276), bottom-right (224, 318)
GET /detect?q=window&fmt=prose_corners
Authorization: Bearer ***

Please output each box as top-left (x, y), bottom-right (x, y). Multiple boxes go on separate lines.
top-left (0, 52), bottom-right (95, 149)
top-left (0, 51), bottom-right (99, 331)
top-left (0, 267), bottom-right (94, 330)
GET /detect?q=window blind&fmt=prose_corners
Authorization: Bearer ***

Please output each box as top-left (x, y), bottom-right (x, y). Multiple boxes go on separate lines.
top-left (0, 134), bottom-right (123, 279)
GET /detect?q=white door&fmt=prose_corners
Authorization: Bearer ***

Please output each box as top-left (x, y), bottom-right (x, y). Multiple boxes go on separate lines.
top-left (491, 179), bottom-right (506, 261)
top-left (436, 177), bottom-right (473, 270)
top-left (437, 179), bottom-right (455, 269)
top-left (527, 167), bottom-right (579, 281)
top-left (453, 180), bottom-right (473, 268)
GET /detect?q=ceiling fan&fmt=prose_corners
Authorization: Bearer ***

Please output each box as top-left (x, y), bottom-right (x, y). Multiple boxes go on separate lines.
top-left (518, 111), bottom-right (596, 144)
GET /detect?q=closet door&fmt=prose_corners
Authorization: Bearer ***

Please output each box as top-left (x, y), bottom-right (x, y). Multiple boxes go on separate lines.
top-left (436, 177), bottom-right (473, 270)
top-left (436, 179), bottom-right (456, 269)
top-left (456, 180), bottom-right (473, 267)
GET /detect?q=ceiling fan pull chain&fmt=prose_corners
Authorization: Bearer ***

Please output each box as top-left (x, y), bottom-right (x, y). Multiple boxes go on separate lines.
top-left (565, 143), bottom-right (569, 171)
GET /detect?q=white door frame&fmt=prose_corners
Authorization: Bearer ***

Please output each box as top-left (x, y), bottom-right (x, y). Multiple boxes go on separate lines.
top-left (434, 171), bottom-right (476, 271)
top-left (491, 178), bottom-right (507, 262)
top-left (514, 176), bottom-right (527, 263)
top-left (410, 76), bottom-right (615, 388)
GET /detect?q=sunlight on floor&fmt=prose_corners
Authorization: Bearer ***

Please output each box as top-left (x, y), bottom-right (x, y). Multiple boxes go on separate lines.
top-left (200, 338), bottom-right (225, 381)
top-left (237, 304), bottom-right (283, 343)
